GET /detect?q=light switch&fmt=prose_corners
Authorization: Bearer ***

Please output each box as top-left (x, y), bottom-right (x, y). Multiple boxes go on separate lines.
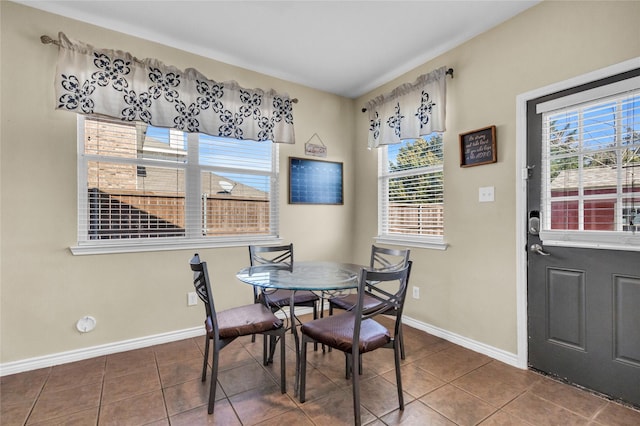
top-left (479, 186), bottom-right (495, 202)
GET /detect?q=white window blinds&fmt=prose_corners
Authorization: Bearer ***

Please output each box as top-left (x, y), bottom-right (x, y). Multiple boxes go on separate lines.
top-left (76, 116), bottom-right (279, 253)
top-left (540, 82), bottom-right (640, 241)
top-left (379, 134), bottom-right (444, 241)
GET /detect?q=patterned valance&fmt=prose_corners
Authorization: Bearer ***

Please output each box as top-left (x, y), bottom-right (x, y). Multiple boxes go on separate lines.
top-left (366, 66), bottom-right (447, 149)
top-left (53, 32), bottom-right (295, 143)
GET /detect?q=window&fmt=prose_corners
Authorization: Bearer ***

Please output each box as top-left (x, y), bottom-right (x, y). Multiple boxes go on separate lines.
top-left (539, 79), bottom-right (639, 247)
top-left (377, 133), bottom-right (445, 249)
top-left (73, 116), bottom-right (279, 254)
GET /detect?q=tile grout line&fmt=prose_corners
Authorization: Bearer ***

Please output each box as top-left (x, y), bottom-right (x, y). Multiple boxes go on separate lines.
top-left (154, 348), bottom-right (172, 425)
top-left (22, 368), bottom-right (52, 426)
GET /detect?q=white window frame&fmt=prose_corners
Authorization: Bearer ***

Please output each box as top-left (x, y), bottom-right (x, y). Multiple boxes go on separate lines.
top-left (376, 135), bottom-right (448, 250)
top-left (71, 116), bottom-right (281, 255)
top-left (537, 77), bottom-right (640, 252)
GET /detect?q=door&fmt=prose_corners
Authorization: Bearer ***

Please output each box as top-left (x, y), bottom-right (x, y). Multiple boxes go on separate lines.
top-left (527, 70), bottom-right (640, 406)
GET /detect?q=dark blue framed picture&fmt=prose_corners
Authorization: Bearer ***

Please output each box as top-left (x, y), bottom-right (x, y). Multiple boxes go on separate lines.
top-left (289, 157), bottom-right (343, 205)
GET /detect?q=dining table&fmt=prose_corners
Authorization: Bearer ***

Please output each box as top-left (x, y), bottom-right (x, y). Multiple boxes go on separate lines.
top-left (236, 260), bottom-right (364, 396)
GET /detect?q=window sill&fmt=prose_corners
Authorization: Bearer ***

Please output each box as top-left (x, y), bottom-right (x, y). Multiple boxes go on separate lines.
top-left (70, 236), bottom-right (283, 255)
top-left (375, 235), bottom-right (448, 251)
top-left (540, 230), bottom-right (640, 252)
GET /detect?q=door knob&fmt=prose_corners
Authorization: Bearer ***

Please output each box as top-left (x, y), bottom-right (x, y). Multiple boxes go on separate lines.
top-left (530, 243), bottom-right (551, 256)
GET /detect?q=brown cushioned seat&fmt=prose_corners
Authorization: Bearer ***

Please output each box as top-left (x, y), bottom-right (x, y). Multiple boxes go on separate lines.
top-left (258, 289), bottom-right (319, 307)
top-left (206, 303), bottom-right (283, 339)
top-left (328, 293), bottom-right (382, 312)
top-left (300, 312), bottom-right (390, 353)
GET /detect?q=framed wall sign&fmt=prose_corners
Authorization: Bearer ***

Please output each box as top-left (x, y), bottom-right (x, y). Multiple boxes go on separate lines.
top-left (459, 125), bottom-right (497, 167)
top-left (304, 132), bottom-right (327, 157)
top-left (289, 157), bottom-right (343, 205)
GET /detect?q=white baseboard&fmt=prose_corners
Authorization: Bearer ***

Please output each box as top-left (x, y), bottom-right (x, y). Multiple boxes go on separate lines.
top-left (402, 315), bottom-right (521, 368)
top-left (0, 327), bottom-right (205, 377)
top-left (0, 311), bottom-right (520, 376)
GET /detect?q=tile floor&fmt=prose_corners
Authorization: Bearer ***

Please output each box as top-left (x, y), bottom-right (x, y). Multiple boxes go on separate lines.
top-left (1, 315), bottom-right (639, 425)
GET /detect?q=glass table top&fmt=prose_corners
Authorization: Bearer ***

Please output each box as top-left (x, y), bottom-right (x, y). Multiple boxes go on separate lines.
top-left (236, 261), bottom-right (362, 291)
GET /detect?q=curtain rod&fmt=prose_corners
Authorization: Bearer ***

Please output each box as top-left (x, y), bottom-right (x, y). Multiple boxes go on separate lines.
top-left (40, 34), bottom-right (299, 104)
top-left (360, 67), bottom-right (453, 113)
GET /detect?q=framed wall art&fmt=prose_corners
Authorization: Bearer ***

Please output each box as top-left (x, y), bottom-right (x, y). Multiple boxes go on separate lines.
top-left (289, 157), bottom-right (343, 205)
top-left (459, 125), bottom-right (497, 167)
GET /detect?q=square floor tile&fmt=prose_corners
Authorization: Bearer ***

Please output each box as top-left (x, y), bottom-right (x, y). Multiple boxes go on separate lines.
top-left (420, 384), bottom-right (497, 426)
top-left (414, 345), bottom-right (492, 382)
top-left (592, 401), bottom-right (640, 426)
top-left (163, 376), bottom-right (221, 416)
top-left (28, 382), bottom-right (102, 424)
top-left (228, 384), bottom-right (298, 425)
top-left (169, 399), bottom-right (242, 425)
top-left (98, 390), bottom-right (166, 425)
top-left (380, 400), bottom-right (456, 425)
top-left (101, 366), bottom-right (161, 404)
top-left (528, 377), bottom-right (608, 419)
top-left (502, 391), bottom-right (590, 426)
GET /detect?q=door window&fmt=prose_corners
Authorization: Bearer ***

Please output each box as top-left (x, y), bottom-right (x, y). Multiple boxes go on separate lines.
top-left (537, 80), bottom-right (640, 249)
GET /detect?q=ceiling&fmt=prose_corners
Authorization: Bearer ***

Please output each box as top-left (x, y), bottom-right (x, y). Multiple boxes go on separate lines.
top-left (21, 0), bottom-right (539, 99)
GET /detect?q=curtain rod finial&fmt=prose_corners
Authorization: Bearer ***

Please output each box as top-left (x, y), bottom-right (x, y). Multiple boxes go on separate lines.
top-left (41, 35), bottom-right (61, 47)
top-left (446, 68), bottom-right (454, 78)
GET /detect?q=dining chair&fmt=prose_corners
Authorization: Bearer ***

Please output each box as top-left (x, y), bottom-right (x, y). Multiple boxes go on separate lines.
top-left (190, 253), bottom-right (286, 414)
top-left (299, 262), bottom-right (412, 425)
top-left (328, 245), bottom-right (410, 359)
top-left (249, 243), bottom-right (320, 332)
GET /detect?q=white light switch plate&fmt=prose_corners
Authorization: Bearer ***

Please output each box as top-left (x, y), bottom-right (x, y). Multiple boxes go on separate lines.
top-left (479, 186), bottom-right (495, 202)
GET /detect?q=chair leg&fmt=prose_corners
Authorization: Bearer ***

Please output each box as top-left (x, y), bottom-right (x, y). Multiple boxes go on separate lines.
top-left (263, 334), bottom-right (269, 365)
top-left (327, 303), bottom-right (333, 353)
top-left (345, 353), bottom-right (350, 379)
top-left (344, 352), bottom-right (363, 378)
top-left (351, 349), bottom-right (362, 426)
top-left (399, 325), bottom-right (406, 360)
top-left (299, 339), bottom-right (308, 403)
top-left (201, 336), bottom-right (209, 382)
top-left (319, 296), bottom-right (326, 353)
top-left (313, 302), bottom-right (318, 352)
top-left (394, 343), bottom-right (404, 410)
top-left (279, 331), bottom-right (286, 393)
top-left (268, 335), bottom-right (278, 364)
top-left (208, 343), bottom-right (219, 414)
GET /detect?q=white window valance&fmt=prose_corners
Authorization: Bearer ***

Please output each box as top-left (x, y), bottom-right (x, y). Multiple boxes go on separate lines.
top-left (366, 66), bottom-right (448, 149)
top-left (53, 32), bottom-right (295, 144)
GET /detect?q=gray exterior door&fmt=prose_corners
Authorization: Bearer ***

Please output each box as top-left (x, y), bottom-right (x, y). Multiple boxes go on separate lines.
top-left (526, 70), bottom-right (640, 407)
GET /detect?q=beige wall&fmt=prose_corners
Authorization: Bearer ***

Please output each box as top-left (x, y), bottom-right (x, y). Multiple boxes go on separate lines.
top-left (1, 0), bottom-right (639, 366)
top-left (353, 1), bottom-right (640, 354)
top-left (0, 1), bottom-right (355, 364)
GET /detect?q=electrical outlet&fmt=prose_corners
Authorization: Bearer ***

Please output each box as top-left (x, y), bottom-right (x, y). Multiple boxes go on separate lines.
top-left (187, 292), bottom-right (198, 306)
top-left (412, 286), bottom-right (420, 299)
